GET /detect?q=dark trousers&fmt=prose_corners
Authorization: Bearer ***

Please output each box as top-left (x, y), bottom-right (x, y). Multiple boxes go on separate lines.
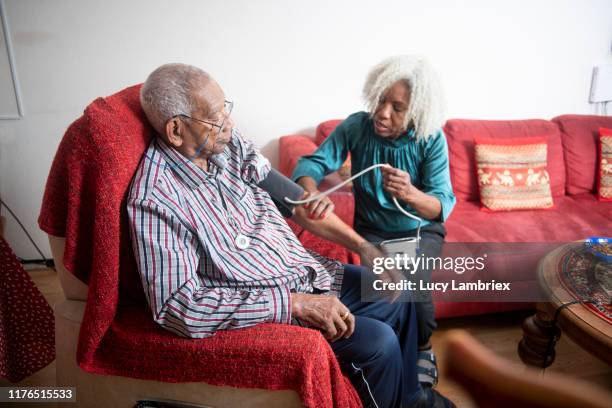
top-left (330, 264), bottom-right (422, 408)
top-left (358, 223), bottom-right (446, 347)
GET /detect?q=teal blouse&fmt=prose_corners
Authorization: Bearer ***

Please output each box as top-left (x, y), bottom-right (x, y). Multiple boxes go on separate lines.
top-left (291, 111), bottom-right (456, 235)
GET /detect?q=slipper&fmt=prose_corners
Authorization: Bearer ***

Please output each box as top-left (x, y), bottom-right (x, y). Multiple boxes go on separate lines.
top-left (417, 349), bottom-right (438, 387)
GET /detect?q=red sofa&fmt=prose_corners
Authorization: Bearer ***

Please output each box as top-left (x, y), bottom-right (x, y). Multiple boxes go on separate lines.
top-left (279, 115), bottom-right (612, 318)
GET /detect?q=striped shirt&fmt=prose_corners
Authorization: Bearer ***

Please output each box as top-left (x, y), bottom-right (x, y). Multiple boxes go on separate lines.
top-left (127, 130), bottom-right (344, 338)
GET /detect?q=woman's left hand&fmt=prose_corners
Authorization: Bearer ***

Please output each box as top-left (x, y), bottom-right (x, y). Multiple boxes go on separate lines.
top-left (381, 165), bottom-right (414, 202)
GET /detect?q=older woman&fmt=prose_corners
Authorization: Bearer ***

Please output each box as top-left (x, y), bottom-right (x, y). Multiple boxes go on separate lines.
top-left (292, 55), bottom-right (456, 388)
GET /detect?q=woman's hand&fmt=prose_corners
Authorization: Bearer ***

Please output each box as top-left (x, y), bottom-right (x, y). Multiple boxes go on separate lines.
top-left (380, 164), bottom-right (443, 220)
top-left (381, 165), bottom-right (414, 202)
top-left (302, 190), bottom-right (335, 220)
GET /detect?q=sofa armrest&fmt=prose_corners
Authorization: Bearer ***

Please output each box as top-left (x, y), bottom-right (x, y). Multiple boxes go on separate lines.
top-left (278, 134), bottom-right (317, 178)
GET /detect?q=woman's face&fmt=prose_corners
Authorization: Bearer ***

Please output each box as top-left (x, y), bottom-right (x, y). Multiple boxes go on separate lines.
top-left (373, 80), bottom-right (410, 139)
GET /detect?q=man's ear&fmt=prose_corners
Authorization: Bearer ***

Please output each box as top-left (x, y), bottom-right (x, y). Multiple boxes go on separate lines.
top-left (164, 117), bottom-right (184, 147)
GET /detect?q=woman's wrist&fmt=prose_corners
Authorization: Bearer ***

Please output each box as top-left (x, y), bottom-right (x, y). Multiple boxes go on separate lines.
top-left (401, 189), bottom-right (443, 220)
top-left (399, 185), bottom-right (418, 204)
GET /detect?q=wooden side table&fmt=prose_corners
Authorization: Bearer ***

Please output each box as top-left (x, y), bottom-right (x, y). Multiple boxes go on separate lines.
top-left (518, 243), bottom-right (612, 367)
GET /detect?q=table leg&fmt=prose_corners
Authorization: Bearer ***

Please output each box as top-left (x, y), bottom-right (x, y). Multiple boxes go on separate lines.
top-left (518, 303), bottom-right (561, 368)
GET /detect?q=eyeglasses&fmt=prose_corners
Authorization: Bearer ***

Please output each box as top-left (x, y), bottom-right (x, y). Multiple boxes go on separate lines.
top-left (175, 100), bottom-right (234, 138)
top-left (174, 100), bottom-right (234, 159)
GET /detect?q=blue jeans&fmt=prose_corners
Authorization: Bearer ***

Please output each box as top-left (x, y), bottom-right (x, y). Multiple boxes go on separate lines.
top-left (330, 264), bottom-right (422, 408)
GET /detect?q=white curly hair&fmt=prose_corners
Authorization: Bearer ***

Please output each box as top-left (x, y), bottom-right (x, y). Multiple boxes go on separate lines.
top-left (362, 55), bottom-right (445, 141)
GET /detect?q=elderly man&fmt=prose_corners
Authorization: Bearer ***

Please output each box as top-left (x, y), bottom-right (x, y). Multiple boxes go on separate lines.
top-left (127, 63), bottom-right (454, 408)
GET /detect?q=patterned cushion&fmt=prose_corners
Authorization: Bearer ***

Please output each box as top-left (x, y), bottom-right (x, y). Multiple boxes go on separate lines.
top-left (445, 119), bottom-right (566, 201)
top-left (474, 137), bottom-right (554, 211)
top-left (598, 127), bottom-right (612, 201)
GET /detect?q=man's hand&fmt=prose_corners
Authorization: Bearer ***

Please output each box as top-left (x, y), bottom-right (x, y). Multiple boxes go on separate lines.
top-left (302, 190), bottom-right (335, 220)
top-left (291, 293), bottom-right (354, 341)
top-left (381, 165), bottom-right (414, 202)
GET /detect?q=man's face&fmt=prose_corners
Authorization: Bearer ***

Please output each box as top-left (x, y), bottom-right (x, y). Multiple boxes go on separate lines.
top-left (373, 80), bottom-right (411, 139)
top-left (181, 81), bottom-right (234, 157)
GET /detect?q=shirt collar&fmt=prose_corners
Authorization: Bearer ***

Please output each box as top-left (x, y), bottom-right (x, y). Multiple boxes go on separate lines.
top-left (155, 137), bottom-right (212, 189)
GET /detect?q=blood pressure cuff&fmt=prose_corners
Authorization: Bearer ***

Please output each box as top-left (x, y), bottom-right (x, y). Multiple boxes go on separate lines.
top-left (257, 168), bottom-right (305, 217)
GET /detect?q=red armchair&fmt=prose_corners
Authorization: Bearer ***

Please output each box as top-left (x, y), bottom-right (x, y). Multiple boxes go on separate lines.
top-left (39, 86), bottom-right (361, 408)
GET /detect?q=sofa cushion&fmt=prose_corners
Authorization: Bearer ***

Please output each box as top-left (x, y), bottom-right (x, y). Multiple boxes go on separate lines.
top-left (433, 300), bottom-right (533, 319)
top-left (552, 115), bottom-right (612, 195)
top-left (444, 119), bottom-right (565, 201)
top-left (278, 134), bottom-right (317, 177)
top-left (474, 137), bottom-right (553, 211)
top-left (312, 119), bottom-right (353, 190)
top-left (569, 193), bottom-right (612, 219)
top-left (445, 196), bottom-right (611, 243)
top-left (598, 127), bottom-right (612, 201)
top-left (315, 119), bottom-right (343, 146)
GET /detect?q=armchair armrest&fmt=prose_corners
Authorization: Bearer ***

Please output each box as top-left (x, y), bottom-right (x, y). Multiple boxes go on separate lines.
top-left (48, 234), bottom-right (88, 301)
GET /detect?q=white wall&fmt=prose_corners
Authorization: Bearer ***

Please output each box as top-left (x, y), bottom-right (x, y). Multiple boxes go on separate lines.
top-left (1, 0), bottom-right (611, 259)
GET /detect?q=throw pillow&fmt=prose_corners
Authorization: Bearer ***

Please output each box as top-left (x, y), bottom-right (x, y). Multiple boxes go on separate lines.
top-left (598, 127), bottom-right (612, 201)
top-left (474, 137), bottom-right (554, 211)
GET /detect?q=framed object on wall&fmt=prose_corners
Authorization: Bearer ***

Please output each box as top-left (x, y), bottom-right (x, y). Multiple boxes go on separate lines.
top-left (0, 0), bottom-right (23, 119)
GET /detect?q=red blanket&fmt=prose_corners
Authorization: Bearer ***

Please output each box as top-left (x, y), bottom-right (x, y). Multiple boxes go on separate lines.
top-left (38, 85), bottom-right (361, 407)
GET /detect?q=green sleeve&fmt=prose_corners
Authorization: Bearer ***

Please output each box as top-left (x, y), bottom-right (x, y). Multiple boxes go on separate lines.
top-left (291, 120), bottom-right (351, 185)
top-left (421, 130), bottom-right (457, 222)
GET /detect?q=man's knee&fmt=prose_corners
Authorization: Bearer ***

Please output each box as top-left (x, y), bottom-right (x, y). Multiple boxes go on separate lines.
top-left (356, 320), bottom-right (400, 362)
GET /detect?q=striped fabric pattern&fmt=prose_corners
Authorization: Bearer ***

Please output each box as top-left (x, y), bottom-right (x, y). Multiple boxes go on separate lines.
top-left (475, 138), bottom-right (554, 211)
top-left (127, 130), bottom-right (343, 338)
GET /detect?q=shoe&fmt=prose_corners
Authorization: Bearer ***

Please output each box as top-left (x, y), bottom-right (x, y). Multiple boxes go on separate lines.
top-left (412, 387), bottom-right (456, 408)
top-left (417, 348), bottom-right (438, 387)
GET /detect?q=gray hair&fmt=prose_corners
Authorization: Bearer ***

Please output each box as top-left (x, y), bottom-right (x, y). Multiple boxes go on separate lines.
top-left (362, 55), bottom-right (445, 141)
top-left (140, 63), bottom-right (210, 133)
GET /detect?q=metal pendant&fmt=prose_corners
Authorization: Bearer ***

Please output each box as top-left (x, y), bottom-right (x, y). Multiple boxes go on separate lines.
top-left (235, 234), bottom-right (250, 250)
